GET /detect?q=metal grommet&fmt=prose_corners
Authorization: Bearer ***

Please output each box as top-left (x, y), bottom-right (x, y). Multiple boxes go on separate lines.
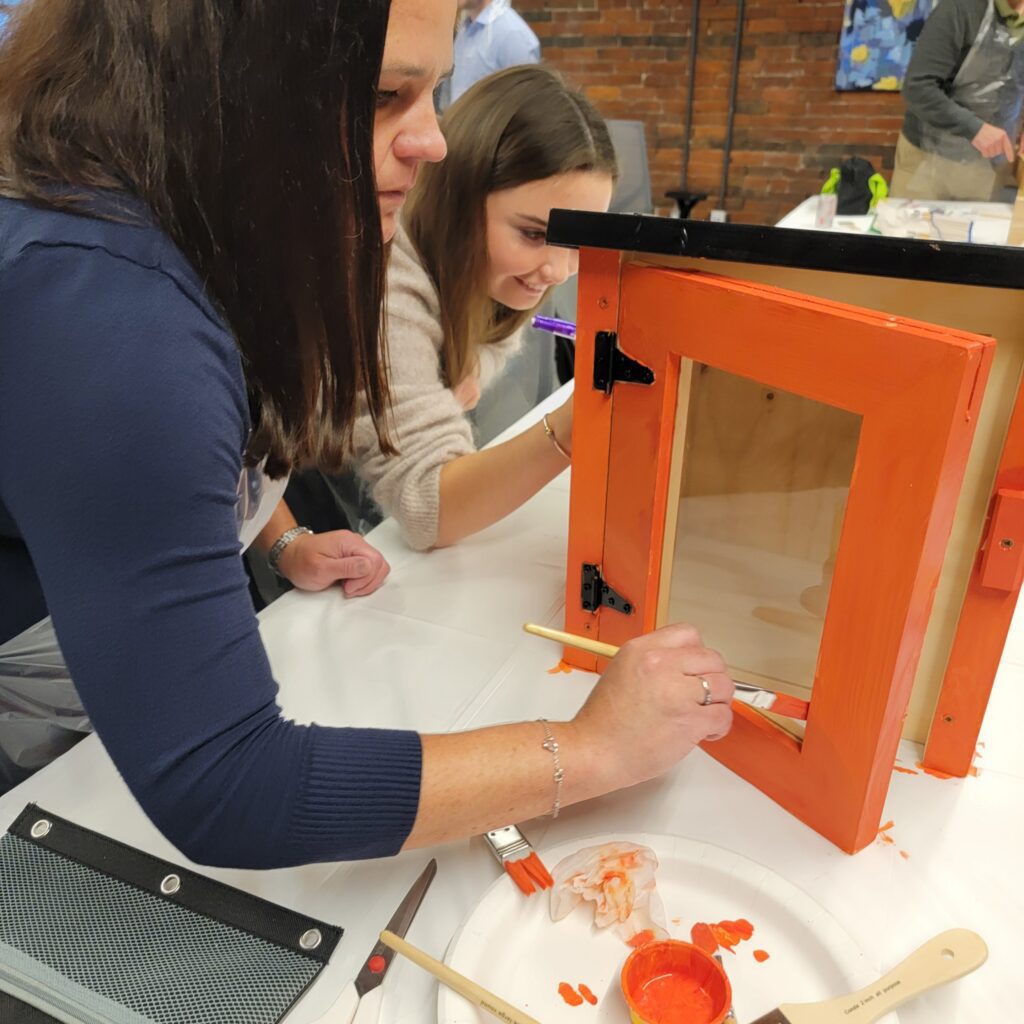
top-left (299, 928), bottom-right (322, 951)
top-left (30, 819), bottom-right (52, 839)
top-left (160, 874), bottom-right (181, 895)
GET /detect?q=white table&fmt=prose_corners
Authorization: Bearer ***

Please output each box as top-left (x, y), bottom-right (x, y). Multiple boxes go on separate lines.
top-left (2, 384), bottom-right (1022, 1022)
top-left (777, 194), bottom-right (1013, 245)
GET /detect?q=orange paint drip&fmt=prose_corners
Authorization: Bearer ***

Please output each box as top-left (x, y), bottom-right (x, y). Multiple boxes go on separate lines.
top-left (899, 850), bottom-right (910, 860)
top-left (690, 919), bottom-right (754, 955)
top-left (690, 922), bottom-right (718, 955)
top-left (628, 929), bottom-right (656, 948)
top-left (711, 919), bottom-right (754, 954)
top-left (893, 765), bottom-right (918, 775)
top-left (547, 659), bottom-right (576, 675)
top-left (753, 949), bottom-right (770, 963)
top-left (878, 820), bottom-right (894, 833)
top-left (578, 983), bottom-right (598, 1006)
top-left (558, 982), bottom-right (584, 1006)
top-left (878, 833), bottom-right (895, 846)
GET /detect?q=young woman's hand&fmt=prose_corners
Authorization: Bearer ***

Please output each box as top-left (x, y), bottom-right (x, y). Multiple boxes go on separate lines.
top-left (276, 530), bottom-right (390, 596)
top-left (567, 623), bottom-right (734, 792)
top-left (451, 372), bottom-right (481, 411)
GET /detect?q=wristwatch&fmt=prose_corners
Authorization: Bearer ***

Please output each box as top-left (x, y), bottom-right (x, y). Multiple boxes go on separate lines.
top-left (267, 526), bottom-right (313, 578)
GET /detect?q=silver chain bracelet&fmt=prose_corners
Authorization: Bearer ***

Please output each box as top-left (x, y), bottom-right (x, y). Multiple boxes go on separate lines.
top-left (537, 718), bottom-right (564, 818)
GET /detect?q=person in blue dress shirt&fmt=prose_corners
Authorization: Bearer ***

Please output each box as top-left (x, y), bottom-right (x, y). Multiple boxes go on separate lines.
top-left (448, 0), bottom-right (540, 106)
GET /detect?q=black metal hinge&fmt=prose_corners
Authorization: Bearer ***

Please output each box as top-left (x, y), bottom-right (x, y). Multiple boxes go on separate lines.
top-left (592, 331), bottom-right (655, 395)
top-left (581, 563), bottom-right (634, 615)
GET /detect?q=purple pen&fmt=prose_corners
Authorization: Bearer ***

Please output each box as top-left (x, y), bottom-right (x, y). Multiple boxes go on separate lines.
top-left (531, 315), bottom-right (576, 339)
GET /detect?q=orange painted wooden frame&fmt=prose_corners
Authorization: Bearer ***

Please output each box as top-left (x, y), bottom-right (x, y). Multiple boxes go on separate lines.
top-left (924, 396), bottom-right (1024, 776)
top-left (565, 252), bottom-right (993, 853)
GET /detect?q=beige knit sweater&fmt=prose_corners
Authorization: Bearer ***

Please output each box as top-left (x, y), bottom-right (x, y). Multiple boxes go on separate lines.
top-left (349, 220), bottom-right (523, 550)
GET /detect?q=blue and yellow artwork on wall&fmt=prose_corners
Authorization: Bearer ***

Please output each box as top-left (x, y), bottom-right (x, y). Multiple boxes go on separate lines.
top-left (836, 0), bottom-right (939, 91)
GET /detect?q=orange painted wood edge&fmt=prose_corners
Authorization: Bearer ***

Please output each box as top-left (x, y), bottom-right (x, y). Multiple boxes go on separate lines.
top-left (587, 264), bottom-right (993, 852)
top-left (924, 393), bottom-right (1024, 776)
top-left (563, 247), bottom-right (623, 673)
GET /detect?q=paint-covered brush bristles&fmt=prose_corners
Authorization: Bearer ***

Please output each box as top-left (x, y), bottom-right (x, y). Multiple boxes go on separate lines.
top-left (484, 826), bottom-right (554, 896)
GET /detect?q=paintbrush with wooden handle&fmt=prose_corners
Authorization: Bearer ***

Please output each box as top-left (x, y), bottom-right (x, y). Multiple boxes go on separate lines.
top-left (524, 622), bottom-right (810, 720)
top-left (380, 930), bottom-right (540, 1024)
top-left (747, 928), bottom-right (986, 1023)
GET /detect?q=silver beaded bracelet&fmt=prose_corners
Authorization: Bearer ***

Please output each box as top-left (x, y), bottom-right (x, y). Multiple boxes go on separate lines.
top-left (538, 718), bottom-right (564, 818)
top-left (267, 525), bottom-right (313, 578)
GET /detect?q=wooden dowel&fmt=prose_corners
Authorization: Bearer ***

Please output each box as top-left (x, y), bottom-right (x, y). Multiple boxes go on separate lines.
top-left (379, 930), bottom-right (541, 1024)
top-left (523, 622), bottom-right (619, 659)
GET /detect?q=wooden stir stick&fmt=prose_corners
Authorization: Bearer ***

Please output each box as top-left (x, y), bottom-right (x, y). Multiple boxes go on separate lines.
top-left (379, 930), bottom-right (540, 1024)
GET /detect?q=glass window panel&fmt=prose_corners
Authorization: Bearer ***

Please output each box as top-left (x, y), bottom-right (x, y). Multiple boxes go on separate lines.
top-left (663, 364), bottom-right (862, 704)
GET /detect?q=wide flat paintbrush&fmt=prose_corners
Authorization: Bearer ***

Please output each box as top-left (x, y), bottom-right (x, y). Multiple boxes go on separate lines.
top-left (523, 623), bottom-right (809, 721)
top-left (747, 928), bottom-right (986, 1023)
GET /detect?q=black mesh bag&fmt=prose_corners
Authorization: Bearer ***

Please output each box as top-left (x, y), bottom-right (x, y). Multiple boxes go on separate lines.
top-left (0, 804), bottom-right (342, 1024)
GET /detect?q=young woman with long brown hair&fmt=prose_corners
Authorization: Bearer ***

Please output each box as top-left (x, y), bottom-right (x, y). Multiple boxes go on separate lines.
top-left (347, 65), bottom-right (618, 551)
top-left (0, 1), bottom-right (734, 868)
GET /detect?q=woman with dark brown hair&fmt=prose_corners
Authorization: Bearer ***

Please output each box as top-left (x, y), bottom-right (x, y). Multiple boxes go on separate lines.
top-left (0, 0), bottom-right (734, 869)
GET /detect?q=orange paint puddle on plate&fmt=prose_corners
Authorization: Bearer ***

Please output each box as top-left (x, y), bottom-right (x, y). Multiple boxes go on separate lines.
top-left (558, 982), bottom-right (584, 1006)
top-left (578, 983), bottom-right (598, 1006)
top-left (690, 919), bottom-right (754, 955)
top-left (753, 949), bottom-right (770, 963)
top-left (547, 659), bottom-right (576, 675)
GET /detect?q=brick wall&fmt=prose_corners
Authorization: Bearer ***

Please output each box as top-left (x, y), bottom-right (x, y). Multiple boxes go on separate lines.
top-left (517, 0), bottom-right (905, 224)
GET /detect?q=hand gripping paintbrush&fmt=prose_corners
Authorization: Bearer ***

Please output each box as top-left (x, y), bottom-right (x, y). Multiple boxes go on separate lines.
top-left (523, 623), bottom-right (809, 721)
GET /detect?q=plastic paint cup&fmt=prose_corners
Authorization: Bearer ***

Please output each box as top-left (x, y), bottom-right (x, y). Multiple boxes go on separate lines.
top-left (621, 939), bottom-right (732, 1024)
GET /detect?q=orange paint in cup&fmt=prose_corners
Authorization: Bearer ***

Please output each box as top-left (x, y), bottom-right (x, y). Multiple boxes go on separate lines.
top-left (621, 940), bottom-right (732, 1024)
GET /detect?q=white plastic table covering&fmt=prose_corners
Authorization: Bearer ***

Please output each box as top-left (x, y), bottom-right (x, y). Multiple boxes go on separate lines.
top-left (0, 382), bottom-right (1021, 1023)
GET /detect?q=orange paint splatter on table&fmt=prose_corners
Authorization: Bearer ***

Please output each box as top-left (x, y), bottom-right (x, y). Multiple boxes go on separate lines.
top-left (547, 659), bottom-right (576, 675)
top-left (558, 982), bottom-right (584, 1006)
top-left (753, 949), bottom-right (770, 963)
top-left (578, 983), bottom-right (598, 1005)
top-left (628, 929), bottom-right (656, 948)
top-left (915, 760), bottom-right (979, 779)
top-left (690, 919), bottom-right (754, 955)
top-left (893, 765), bottom-right (918, 775)
top-left (899, 850), bottom-right (910, 860)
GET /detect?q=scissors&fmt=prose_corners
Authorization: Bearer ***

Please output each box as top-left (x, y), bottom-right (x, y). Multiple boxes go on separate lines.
top-left (309, 858), bottom-right (437, 1024)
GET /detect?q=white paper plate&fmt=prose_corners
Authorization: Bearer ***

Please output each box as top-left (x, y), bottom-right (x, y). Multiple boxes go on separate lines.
top-left (440, 833), bottom-right (898, 1024)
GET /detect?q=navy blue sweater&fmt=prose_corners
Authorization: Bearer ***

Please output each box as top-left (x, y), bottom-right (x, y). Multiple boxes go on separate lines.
top-left (0, 196), bottom-right (422, 867)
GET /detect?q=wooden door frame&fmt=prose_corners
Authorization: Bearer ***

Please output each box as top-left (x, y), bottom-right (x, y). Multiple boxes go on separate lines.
top-left (565, 251), bottom-right (993, 852)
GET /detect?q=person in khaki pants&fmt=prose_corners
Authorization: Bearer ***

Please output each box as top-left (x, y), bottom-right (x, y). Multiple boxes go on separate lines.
top-left (892, 0), bottom-right (1024, 201)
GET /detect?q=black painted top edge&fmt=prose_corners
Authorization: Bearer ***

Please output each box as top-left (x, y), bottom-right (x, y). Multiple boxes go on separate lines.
top-left (546, 209), bottom-right (1024, 290)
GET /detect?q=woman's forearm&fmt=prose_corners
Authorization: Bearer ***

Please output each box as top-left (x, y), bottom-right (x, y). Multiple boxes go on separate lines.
top-left (435, 416), bottom-right (570, 547)
top-left (403, 720), bottom-right (608, 849)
